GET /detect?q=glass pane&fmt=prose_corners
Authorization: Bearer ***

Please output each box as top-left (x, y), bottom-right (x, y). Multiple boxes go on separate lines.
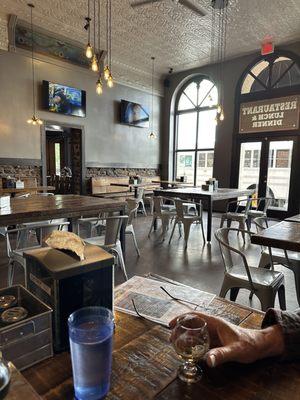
top-left (241, 61), bottom-right (269, 94)
top-left (177, 112), bottom-right (197, 150)
top-left (178, 92), bottom-right (195, 111)
top-left (238, 142), bottom-right (262, 199)
top-left (272, 60), bottom-right (300, 89)
top-left (198, 79), bottom-right (214, 106)
top-left (175, 152), bottom-right (195, 184)
top-left (196, 151), bottom-right (214, 186)
top-left (201, 85), bottom-right (218, 108)
top-left (184, 82), bottom-right (198, 105)
top-left (55, 142), bottom-right (61, 176)
top-left (267, 141), bottom-right (293, 211)
top-left (197, 109), bottom-right (217, 149)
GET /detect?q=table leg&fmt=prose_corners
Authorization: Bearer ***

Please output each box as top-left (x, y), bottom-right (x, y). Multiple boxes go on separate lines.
top-left (207, 198), bottom-right (212, 242)
top-left (120, 209), bottom-right (126, 253)
top-left (69, 218), bottom-right (78, 234)
top-left (134, 187), bottom-right (138, 198)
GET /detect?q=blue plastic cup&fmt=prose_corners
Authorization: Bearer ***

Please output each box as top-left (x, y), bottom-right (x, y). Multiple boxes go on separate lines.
top-left (68, 307), bottom-right (114, 400)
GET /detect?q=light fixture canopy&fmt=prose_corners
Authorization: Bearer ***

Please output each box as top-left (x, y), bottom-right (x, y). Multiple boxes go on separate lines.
top-left (27, 3), bottom-right (42, 126)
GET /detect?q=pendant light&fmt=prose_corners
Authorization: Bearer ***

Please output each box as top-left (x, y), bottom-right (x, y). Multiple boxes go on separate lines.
top-left (91, 0), bottom-right (99, 72)
top-left (85, 0), bottom-right (93, 59)
top-left (148, 57), bottom-right (157, 140)
top-left (96, 0), bottom-right (103, 95)
top-left (210, 0), bottom-right (229, 125)
top-left (27, 3), bottom-right (42, 126)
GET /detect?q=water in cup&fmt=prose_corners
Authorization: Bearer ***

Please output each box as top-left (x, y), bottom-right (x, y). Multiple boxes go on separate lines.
top-left (68, 307), bottom-right (114, 400)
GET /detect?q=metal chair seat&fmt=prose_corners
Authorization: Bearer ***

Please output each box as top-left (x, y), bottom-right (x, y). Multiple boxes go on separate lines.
top-left (228, 265), bottom-right (283, 287)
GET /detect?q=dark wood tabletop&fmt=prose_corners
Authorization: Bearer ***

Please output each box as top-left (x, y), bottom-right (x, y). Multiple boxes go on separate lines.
top-left (0, 194), bottom-right (126, 226)
top-left (285, 214), bottom-right (300, 223)
top-left (0, 186), bottom-right (55, 196)
top-left (251, 220), bottom-right (300, 252)
top-left (21, 295), bottom-right (300, 400)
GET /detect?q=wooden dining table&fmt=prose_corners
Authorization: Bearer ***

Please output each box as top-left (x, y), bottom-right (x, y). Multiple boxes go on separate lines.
top-left (0, 194), bottom-right (127, 249)
top-left (21, 292), bottom-right (300, 400)
top-left (154, 187), bottom-right (254, 242)
top-left (251, 220), bottom-right (300, 252)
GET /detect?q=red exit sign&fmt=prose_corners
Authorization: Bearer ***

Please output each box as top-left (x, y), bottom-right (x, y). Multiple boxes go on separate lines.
top-left (261, 41), bottom-right (274, 55)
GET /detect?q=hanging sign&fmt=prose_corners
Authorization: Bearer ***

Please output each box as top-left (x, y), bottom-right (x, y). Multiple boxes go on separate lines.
top-left (239, 95), bottom-right (300, 133)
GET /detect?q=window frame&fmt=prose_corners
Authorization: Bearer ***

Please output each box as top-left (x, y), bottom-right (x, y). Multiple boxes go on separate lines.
top-left (174, 75), bottom-right (218, 185)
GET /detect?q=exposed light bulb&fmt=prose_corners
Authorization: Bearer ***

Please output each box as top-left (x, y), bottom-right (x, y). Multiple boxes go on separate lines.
top-left (96, 78), bottom-right (103, 95)
top-left (91, 55), bottom-right (99, 72)
top-left (220, 111), bottom-right (225, 121)
top-left (148, 132), bottom-right (156, 140)
top-left (37, 118), bottom-right (43, 125)
top-left (85, 43), bottom-right (93, 59)
top-left (217, 104), bottom-right (222, 114)
top-left (104, 65), bottom-right (110, 80)
top-left (27, 118), bottom-right (32, 124)
top-left (107, 74), bottom-right (114, 88)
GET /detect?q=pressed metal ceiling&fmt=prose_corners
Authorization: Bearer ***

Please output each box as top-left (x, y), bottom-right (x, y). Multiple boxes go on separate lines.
top-left (0, 0), bottom-right (299, 92)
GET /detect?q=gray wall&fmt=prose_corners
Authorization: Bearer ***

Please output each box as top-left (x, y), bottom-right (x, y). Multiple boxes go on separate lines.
top-left (0, 51), bottom-right (162, 168)
top-left (162, 41), bottom-right (300, 187)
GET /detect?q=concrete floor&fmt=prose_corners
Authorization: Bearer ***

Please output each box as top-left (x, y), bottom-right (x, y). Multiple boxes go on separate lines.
top-left (0, 211), bottom-right (298, 311)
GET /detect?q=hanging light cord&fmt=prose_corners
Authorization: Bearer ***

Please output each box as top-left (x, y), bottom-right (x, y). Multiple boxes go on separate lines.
top-left (106, 0), bottom-right (109, 65)
top-left (109, 0), bottom-right (112, 70)
top-left (88, 0), bottom-right (91, 44)
top-left (29, 4), bottom-right (35, 116)
top-left (93, 0), bottom-right (96, 53)
top-left (151, 57), bottom-right (155, 131)
top-left (97, 0), bottom-right (100, 64)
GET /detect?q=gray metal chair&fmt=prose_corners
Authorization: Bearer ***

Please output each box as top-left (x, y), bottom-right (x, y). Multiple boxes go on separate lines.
top-left (1, 221), bottom-right (69, 287)
top-left (254, 216), bottom-right (300, 306)
top-left (77, 213), bottom-right (107, 238)
top-left (247, 197), bottom-right (272, 227)
top-left (148, 196), bottom-right (176, 240)
top-left (169, 198), bottom-right (206, 248)
top-left (215, 227), bottom-right (286, 311)
top-left (125, 199), bottom-right (140, 256)
top-left (84, 215), bottom-right (129, 280)
top-left (134, 188), bottom-right (147, 216)
top-left (220, 198), bottom-right (252, 242)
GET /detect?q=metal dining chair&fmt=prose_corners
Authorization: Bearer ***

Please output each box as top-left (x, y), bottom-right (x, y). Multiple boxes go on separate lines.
top-left (247, 197), bottom-right (272, 227)
top-left (148, 196), bottom-right (176, 240)
top-left (84, 215), bottom-right (129, 280)
top-left (169, 198), bottom-right (206, 248)
top-left (1, 221), bottom-right (69, 287)
top-left (215, 227), bottom-right (286, 311)
top-left (254, 216), bottom-right (300, 306)
top-left (135, 188), bottom-right (147, 216)
top-left (125, 199), bottom-right (140, 256)
top-left (220, 198), bottom-right (252, 242)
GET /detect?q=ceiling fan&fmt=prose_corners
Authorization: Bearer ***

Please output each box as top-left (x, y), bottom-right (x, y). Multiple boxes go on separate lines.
top-left (130, 0), bottom-right (207, 17)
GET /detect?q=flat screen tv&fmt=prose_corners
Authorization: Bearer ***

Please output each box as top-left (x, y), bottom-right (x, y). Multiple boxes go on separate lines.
top-left (42, 80), bottom-right (86, 117)
top-left (120, 100), bottom-right (149, 128)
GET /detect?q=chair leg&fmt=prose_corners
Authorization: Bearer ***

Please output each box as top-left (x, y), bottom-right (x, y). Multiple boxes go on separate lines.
top-left (258, 290), bottom-right (276, 312)
top-left (183, 221), bottom-right (192, 249)
top-left (7, 260), bottom-right (14, 287)
top-left (292, 267), bottom-right (300, 306)
top-left (113, 243), bottom-right (128, 281)
top-left (220, 216), bottom-right (225, 228)
top-left (141, 200), bottom-right (147, 216)
top-left (168, 220), bottom-right (177, 245)
top-left (238, 221), bottom-right (246, 243)
top-left (226, 219), bottom-right (232, 228)
top-left (161, 216), bottom-right (169, 241)
top-left (230, 287), bottom-right (240, 301)
top-left (278, 285), bottom-right (286, 311)
top-left (200, 219), bottom-right (206, 243)
top-left (219, 281), bottom-right (230, 298)
top-left (178, 222), bottom-right (182, 237)
top-left (131, 229), bottom-right (140, 257)
top-left (148, 217), bottom-right (155, 237)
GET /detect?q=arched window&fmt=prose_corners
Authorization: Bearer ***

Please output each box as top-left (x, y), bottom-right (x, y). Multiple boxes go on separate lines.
top-left (174, 76), bottom-right (218, 185)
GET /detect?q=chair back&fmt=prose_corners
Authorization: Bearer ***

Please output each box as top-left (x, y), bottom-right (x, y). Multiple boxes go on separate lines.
top-left (214, 227), bottom-right (254, 287)
top-left (104, 216), bottom-right (128, 246)
top-left (153, 196), bottom-right (163, 215)
top-left (253, 216), bottom-right (268, 233)
top-left (251, 197), bottom-right (272, 214)
top-left (174, 199), bottom-right (185, 219)
top-left (126, 199), bottom-right (139, 225)
top-left (136, 188), bottom-right (145, 201)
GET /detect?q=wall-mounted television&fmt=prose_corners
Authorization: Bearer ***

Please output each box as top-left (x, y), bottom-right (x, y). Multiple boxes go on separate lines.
top-left (42, 80), bottom-right (86, 118)
top-left (120, 99), bottom-right (149, 128)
